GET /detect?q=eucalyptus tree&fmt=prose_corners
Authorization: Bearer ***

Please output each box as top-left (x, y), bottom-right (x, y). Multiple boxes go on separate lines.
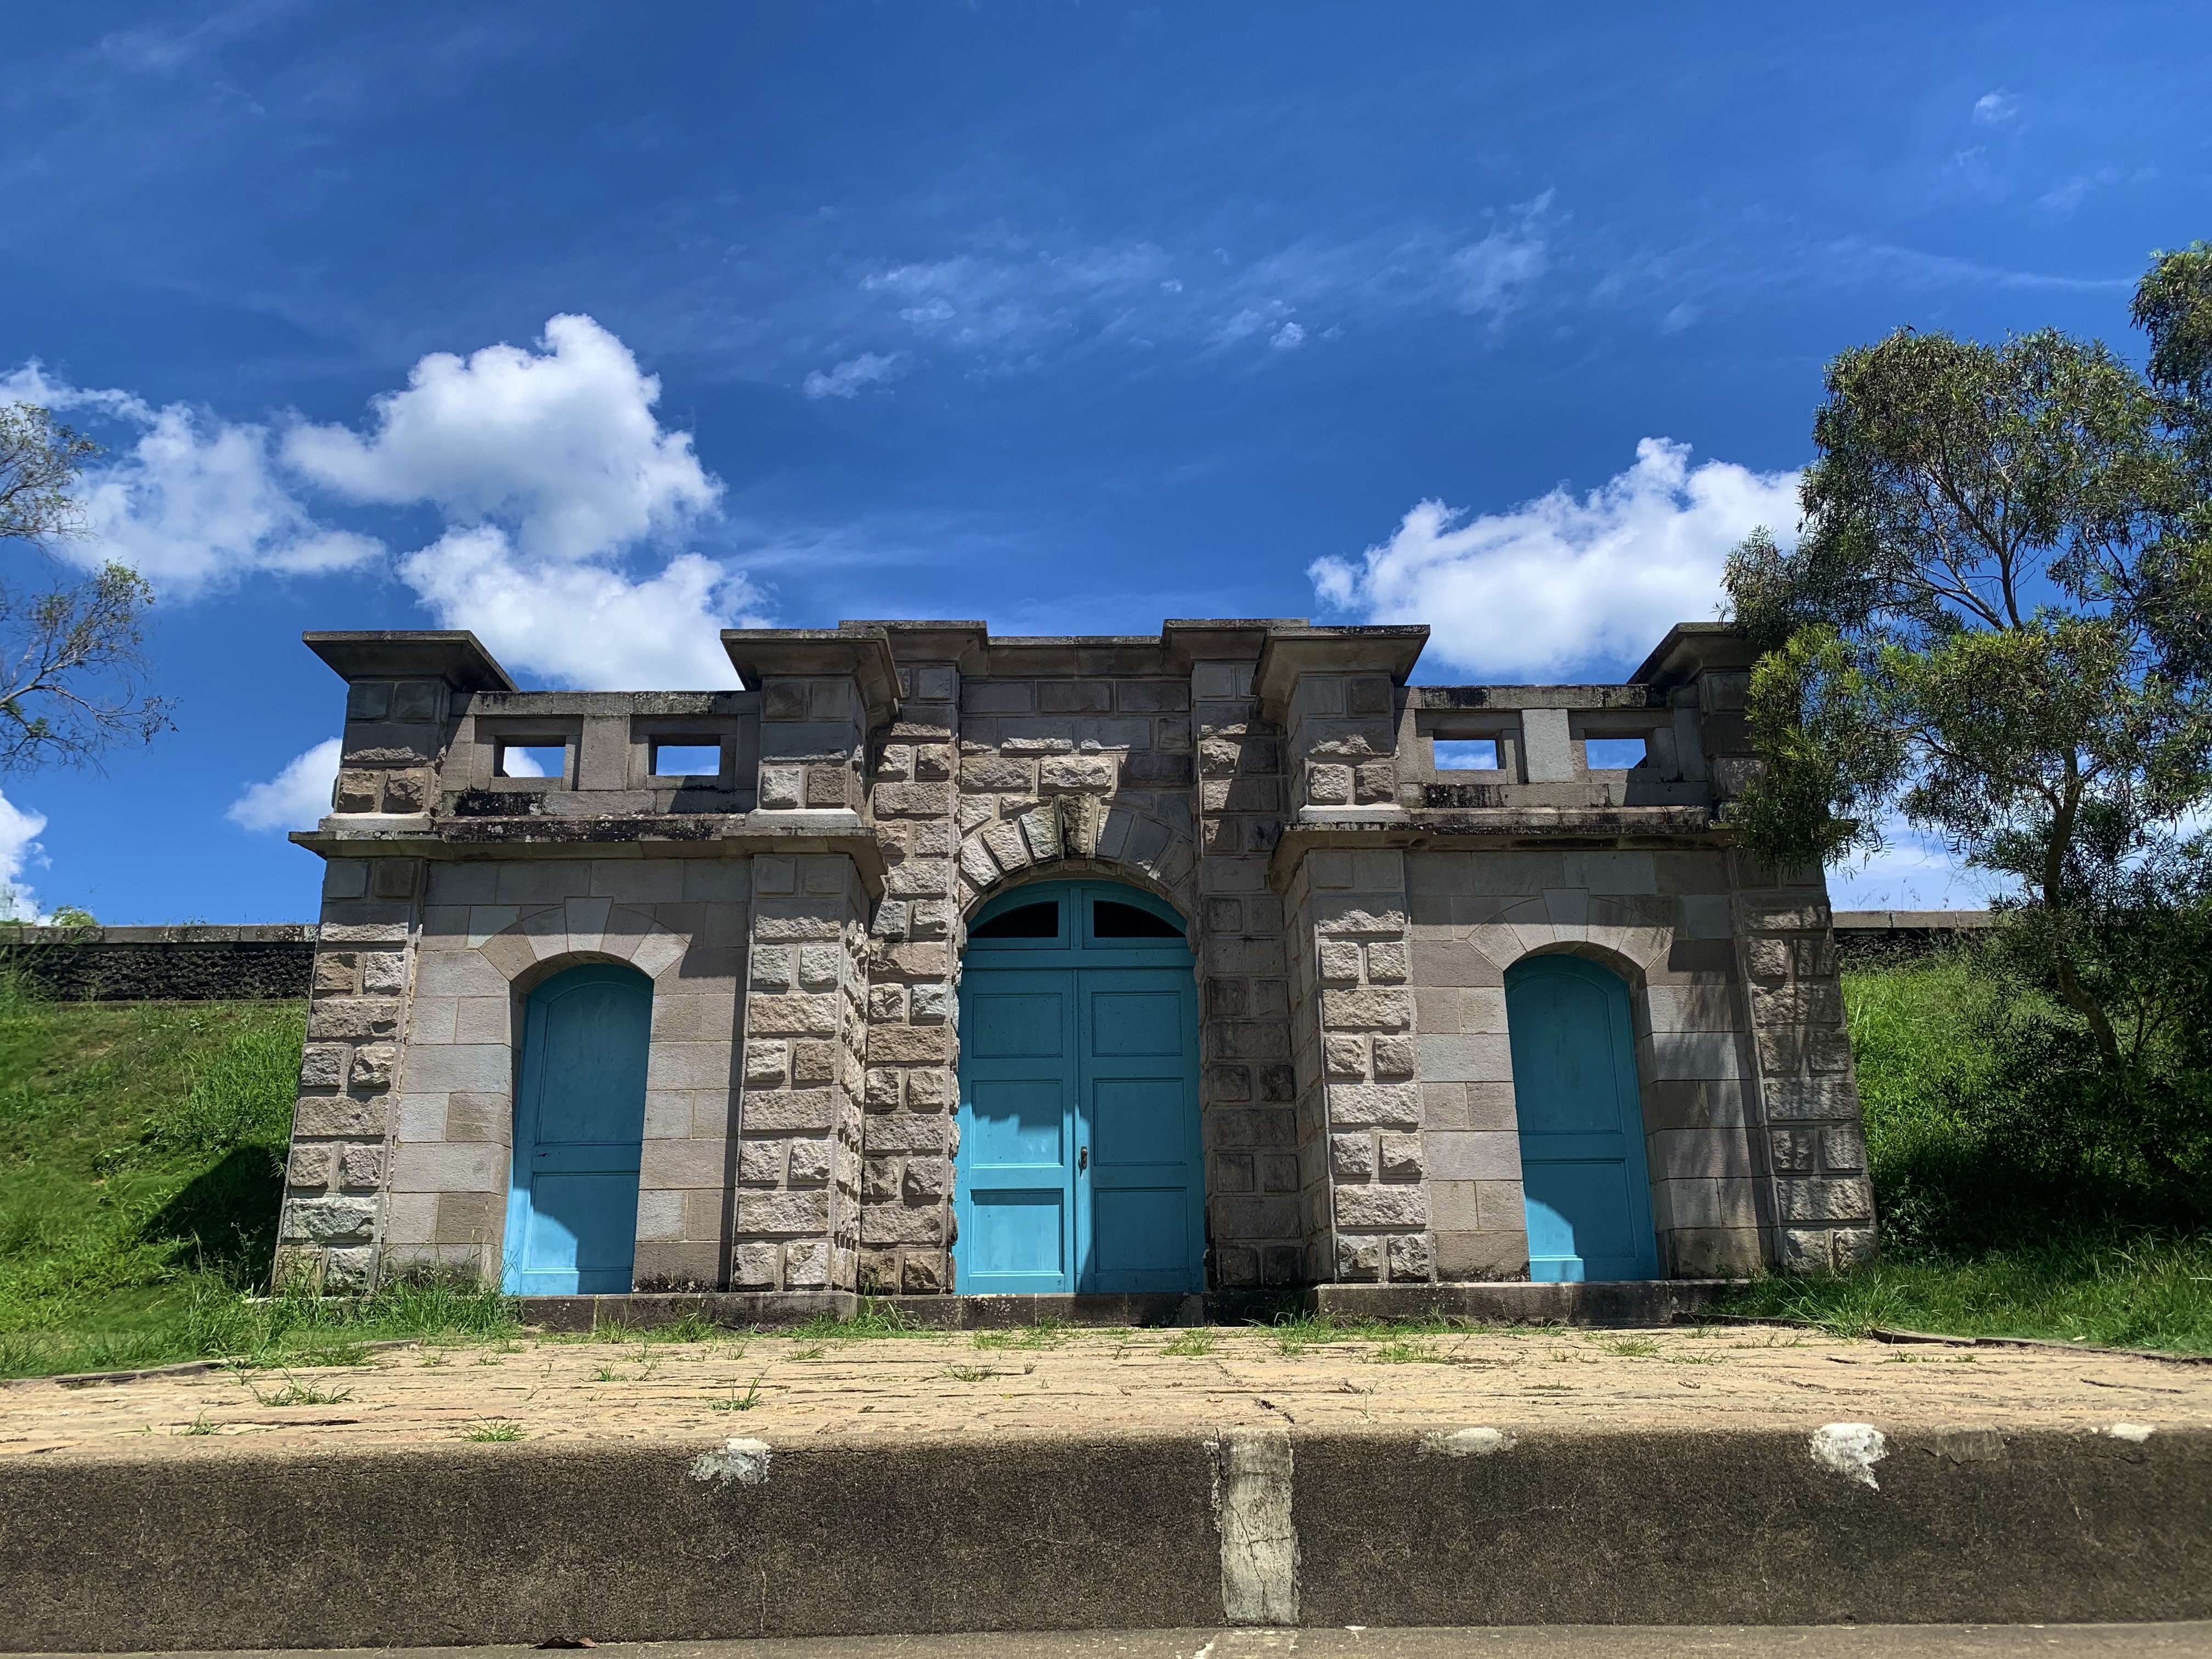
top-left (1724, 250), bottom-right (2212, 1081)
top-left (0, 402), bottom-right (170, 771)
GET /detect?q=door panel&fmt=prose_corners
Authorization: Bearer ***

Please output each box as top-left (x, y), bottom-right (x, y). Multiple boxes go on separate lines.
top-left (1506, 955), bottom-right (1662, 1283)
top-left (955, 883), bottom-right (1203, 1295)
top-left (956, 974), bottom-right (1078, 1293)
top-left (966, 1189), bottom-right (1066, 1276)
top-left (1090, 990), bottom-right (1184, 1056)
top-left (1080, 969), bottom-right (1203, 1294)
top-left (503, 963), bottom-right (653, 1295)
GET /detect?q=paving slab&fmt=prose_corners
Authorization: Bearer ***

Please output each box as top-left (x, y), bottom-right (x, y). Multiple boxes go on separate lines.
top-left (4, 1322), bottom-right (2206, 1456)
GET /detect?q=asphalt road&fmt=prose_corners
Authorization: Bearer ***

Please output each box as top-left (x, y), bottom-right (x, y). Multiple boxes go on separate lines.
top-left (22, 1628), bottom-right (2212, 1659)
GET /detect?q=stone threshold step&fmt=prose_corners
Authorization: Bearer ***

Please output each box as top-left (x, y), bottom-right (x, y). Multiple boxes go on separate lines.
top-left (516, 1280), bottom-right (1743, 1333)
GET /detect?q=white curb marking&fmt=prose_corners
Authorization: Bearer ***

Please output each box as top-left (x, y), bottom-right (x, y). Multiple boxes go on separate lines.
top-left (1211, 1428), bottom-right (1298, 1625)
top-left (690, 1437), bottom-right (772, 1485)
top-left (2108, 1423), bottom-right (2155, 1443)
top-left (1810, 1423), bottom-right (1888, 1489)
top-left (1419, 1426), bottom-right (1517, 1458)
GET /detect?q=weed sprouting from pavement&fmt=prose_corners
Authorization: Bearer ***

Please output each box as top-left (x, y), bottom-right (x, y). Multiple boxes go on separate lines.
top-left (709, 1376), bottom-right (765, 1412)
top-left (462, 1419), bottom-right (525, 1442)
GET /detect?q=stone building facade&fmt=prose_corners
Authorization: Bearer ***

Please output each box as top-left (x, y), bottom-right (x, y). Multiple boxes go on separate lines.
top-left (274, 620), bottom-right (1873, 1299)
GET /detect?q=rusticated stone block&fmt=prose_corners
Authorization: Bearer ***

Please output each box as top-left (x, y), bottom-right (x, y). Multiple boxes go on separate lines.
top-left (294, 1096), bottom-right (386, 1137)
top-left (743, 1040), bottom-right (789, 1087)
top-left (1335, 1184), bottom-right (1429, 1228)
top-left (284, 1196), bottom-right (376, 1243)
top-left (1329, 1132), bottom-right (1374, 1180)
top-left (1385, 1231), bottom-right (1432, 1282)
top-left (300, 1044), bottom-right (351, 1090)
top-left (747, 994), bottom-right (840, 1036)
top-left (1378, 1132), bottom-right (1423, 1182)
top-left (349, 1044), bottom-right (397, 1090)
top-left (962, 755), bottom-right (1035, 793)
top-left (736, 1190), bottom-right (831, 1233)
top-left (861, 1203), bottom-right (944, 1245)
top-left (1777, 1176), bottom-right (1872, 1222)
top-left (738, 1090), bottom-right (836, 1132)
top-left (791, 1040), bottom-right (837, 1084)
top-left (307, 998), bottom-right (401, 1042)
top-left (1321, 988), bottom-right (1413, 1031)
top-left (1756, 1025), bottom-right (1853, 1076)
top-left (1323, 1034), bottom-right (1367, 1077)
top-left (870, 1024), bottom-right (947, 1064)
top-left (287, 1143), bottom-right (333, 1189)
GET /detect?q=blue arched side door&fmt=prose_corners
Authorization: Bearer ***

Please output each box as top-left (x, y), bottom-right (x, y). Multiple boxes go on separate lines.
top-left (502, 962), bottom-right (653, 1294)
top-left (956, 881), bottom-right (1204, 1295)
top-left (1504, 953), bottom-right (1662, 1282)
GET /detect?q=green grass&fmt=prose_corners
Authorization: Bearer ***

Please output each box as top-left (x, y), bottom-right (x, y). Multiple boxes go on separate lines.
top-left (1719, 1232), bottom-right (2212, 1353)
top-left (0, 972), bottom-right (520, 1378)
top-left (1716, 953), bottom-right (2212, 1355)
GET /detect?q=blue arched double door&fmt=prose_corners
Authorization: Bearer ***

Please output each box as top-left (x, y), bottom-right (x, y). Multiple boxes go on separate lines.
top-left (955, 881), bottom-right (1204, 1295)
top-left (1505, 953), bottom-right (1662, 1282)
top-left (501, 962), bottom-right (653, 1294)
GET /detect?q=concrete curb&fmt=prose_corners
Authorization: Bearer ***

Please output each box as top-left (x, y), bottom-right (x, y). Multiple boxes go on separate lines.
top-left (3, 1425), bottom-right (2204, 1651)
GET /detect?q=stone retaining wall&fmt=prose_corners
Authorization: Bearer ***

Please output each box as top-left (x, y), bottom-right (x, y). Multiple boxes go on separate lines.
top-left (0, 926), bottom-right (316, 1001)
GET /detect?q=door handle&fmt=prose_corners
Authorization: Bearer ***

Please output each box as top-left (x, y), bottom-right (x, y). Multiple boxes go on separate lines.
top-left (1078, 1146), bottom-right (1088, 1171)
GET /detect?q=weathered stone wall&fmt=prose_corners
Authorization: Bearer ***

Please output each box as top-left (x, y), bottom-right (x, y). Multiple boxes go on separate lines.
top-left (732, 853), bottom-right (865, 1294)
top-left (276, 856), bottom-right (422, 1290)
top-left (279, 855), bottom-right (748, 1291)
top-left (0, 927), bottom-right (315, 1000)
top-left (1287, 848), bottom-right (1427, 1283)
top-left (1406, 847), bottom-right (1772, 1279)
top-left (1186, 646), bottom-right (1302, 1289)
top-left (1733, 862), bottom-right (1873, 1273)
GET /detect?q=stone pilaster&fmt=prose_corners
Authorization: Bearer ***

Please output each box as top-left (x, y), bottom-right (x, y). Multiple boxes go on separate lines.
top-left (1178, 626), bottom-right (1301, 1289)
top-left (1733, 864), bottom-right (1871, 1272)
top-left (731, 852), bottom-right (868, 1291)
top-left (859, 632), bottom-right (973, 1294)
top-left (275, 854), bottom-right (422, 1291)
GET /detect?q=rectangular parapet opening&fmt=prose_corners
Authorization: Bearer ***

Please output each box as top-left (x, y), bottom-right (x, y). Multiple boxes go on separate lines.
top-left (1432, 738), bottom-right (1502, 771)
top-left (495, 741), bottom-right (568, 781)
top-left (650, 741), bottom-right (725, 778)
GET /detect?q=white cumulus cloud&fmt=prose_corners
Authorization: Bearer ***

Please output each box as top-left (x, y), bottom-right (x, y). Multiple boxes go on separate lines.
top-left (803, 352), bottom-right (911, 399)
top-left (0, 366), bottom-right (382, 596)
top-left (284, 313), bottom-right (768, 687)
top-left (0, 790), bottom-right (49, 922)
top-left (1972, 90), bottom-right (2019, 126)
top-left (284, 313), bottom-right (719, 563)
top-left (400, 526), bottom-right (766, 690)
top-left (1310, 438), bottom-right (1802, 679)
top-left (227, 738), bottom-right (342, 833)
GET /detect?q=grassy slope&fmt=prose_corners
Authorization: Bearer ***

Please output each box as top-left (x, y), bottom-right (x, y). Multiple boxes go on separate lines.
top-left (1720, 955), bottom-right (2212, 1352)
top-left (2, 956), bottom-right (2205, 1375)
top-left (0, 977), bottom-right (509, 1376)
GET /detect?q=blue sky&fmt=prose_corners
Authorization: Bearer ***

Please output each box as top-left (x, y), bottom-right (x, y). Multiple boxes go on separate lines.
top-left (2, 3), bottom-right (2206, 923)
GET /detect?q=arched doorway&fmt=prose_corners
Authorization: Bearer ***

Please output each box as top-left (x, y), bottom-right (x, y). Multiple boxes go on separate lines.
top-left (1504, 953), bottom-right (1662, 1282)
top-left (955, 879), bottom-right (1204, 1295)
top-left (501, 961), bottom-right (653, 1294)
